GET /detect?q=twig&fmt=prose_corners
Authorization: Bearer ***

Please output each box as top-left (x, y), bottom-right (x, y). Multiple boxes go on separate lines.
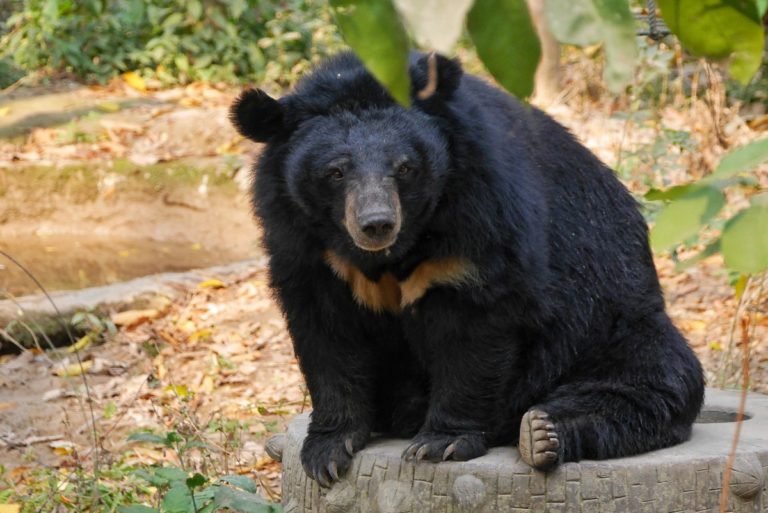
top-left (718, 314), bottom-right (751, 513)
top-left (719, 278), bottom-right (749, 387)
top-left (0, 250), bottom-right (103, 507)
top-left (417, 53), bottom-right (438, 100)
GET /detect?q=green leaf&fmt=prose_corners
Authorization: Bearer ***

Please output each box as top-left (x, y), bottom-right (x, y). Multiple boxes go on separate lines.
top-left (188, 0), bottom-right (202, 21)
top-left (467, 0), bottom-right (541, 98)
top-left (186, 473), bottom-right (207, 489)
top-left (155, 467), bottom-right (189, 484)
top-left (127, 432), bottom-right (167, 445)
top-left (212, 485), bottom-right (282, 513)
top-left (330, 0), bottom-right (411, 106)
top-left (220, 475), bottom-right (258, 493)
top-left (165, 432), bottom-right (184, 445)
top-left (393, 0), bottom-right (473, 53)
top-left (721, 199), bottom-right (768, 274)
top-left (545, 0), bottom-right (637, 92)
top-left (117, 506), bottom-right (159, 513)
top-left (650, 186), bottom-right (726, 251)
top-left (645, 184), bottom-right (695, 201)
top-left (162, 484), bottom-right (194, 513)
top-left (658, 0), bottom-right (765, 84)
top-left (706, 137), bottom-right (768, 182)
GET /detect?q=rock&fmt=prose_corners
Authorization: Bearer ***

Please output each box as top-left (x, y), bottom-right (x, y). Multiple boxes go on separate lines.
top-left (278, 388), bottom-right (768, 512)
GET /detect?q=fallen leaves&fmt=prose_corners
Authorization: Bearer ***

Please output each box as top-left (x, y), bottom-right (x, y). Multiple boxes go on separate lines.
top-left (53, 360), bottom-right (92, 377)
top-left (122, 71), bottom-right (147, 92)
top-left (112, 309), bottom-right (162, 329)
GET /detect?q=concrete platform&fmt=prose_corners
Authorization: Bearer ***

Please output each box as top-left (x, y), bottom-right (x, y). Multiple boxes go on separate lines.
top-left (268, 388), bottom-right (768, 512)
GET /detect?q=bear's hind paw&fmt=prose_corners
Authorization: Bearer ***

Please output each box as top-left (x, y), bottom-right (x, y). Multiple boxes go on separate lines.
top-left (519, 409), bottom-right (561, 471)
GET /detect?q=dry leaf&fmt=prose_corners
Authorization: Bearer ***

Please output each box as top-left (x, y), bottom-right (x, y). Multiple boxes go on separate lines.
top-left (49, 440), bottom-right (76, 456)
top-left (97, 102), bottom-right (121, 112)
top-left (0, 401), bottom-right (17, 411)
top-left (0, 505), bottom-right (21, 513)
top-left (188, 328), bottom-right (213, 343)
top-left (54, 360), bottom-right (93, 377)
top-left (112, 309), bottom-right (160, 328)
top-left (66, 334), bottom-right (92, 353)
top-left (198, 279), bottom-right (225, 289)
top-left (122, 71), bottom-right (147, 92)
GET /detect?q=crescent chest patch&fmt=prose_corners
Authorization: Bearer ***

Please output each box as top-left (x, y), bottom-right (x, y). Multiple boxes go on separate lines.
top-left (324, 250), bottom-right (480, 313)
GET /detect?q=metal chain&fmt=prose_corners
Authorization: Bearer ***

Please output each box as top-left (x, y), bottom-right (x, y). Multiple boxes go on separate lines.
top-left (646, 0), bottom-right (660, 40)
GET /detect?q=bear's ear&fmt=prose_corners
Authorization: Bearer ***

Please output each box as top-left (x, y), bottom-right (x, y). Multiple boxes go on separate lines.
top-left (230, 88), bottom-right (284, 143)
top-left (413, 53), bottom-right (463, 101)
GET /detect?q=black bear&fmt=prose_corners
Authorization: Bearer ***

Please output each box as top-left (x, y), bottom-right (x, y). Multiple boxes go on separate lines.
top-left (230, 52), bottom-right (704, 487)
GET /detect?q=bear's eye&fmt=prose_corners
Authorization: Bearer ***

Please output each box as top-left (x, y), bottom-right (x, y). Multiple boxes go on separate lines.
top-left (397, 162), bottom-right (415, 177)
top-left (326, 166), bottom-right (344, 180)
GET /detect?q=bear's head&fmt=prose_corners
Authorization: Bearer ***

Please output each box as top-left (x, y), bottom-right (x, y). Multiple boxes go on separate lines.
top-left (230, 52), bottom-right (462, 259)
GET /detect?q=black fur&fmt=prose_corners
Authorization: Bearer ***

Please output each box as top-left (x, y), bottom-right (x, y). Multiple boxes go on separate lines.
top-left (231, 52), bottom-right (704, 485)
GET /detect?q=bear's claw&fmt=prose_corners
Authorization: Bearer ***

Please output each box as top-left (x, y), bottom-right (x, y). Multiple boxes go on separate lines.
top-left (403, 431), bottom-right (487, 462)
top-left (519, 409), bottom-right (561, 471)
top-left (301, 431), bottom-right (366, 487)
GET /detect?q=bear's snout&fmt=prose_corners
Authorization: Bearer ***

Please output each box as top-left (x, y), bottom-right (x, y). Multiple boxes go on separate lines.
top-left (344, 183), bottom-right (402, 252)
top-left (359, 211), bottom-right (396, 239)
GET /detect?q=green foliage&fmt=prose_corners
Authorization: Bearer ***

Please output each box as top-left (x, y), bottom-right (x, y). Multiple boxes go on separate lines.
top-left (657, 0), bottom-right (765, 84)
top-left (721, 196), bottom-right (768, 274)
top-left (650, 186), bottom-right (726, 250)
top-left (119, 465), bottom-right (281, 513)
top-left (1, 0), bottom-right (342, 85)
top-left (1, 462), bottom-right (155, 513)
top-left (545, 0), bottom-right (637, 92)
top-left (123, 429), bottom-right (282, 513)
top-left (330, 0), bottom-right (410, 105)
top-left (648, 138), bottom-right (768, 275)
top-left (467, 0), bottom-right (540, 98)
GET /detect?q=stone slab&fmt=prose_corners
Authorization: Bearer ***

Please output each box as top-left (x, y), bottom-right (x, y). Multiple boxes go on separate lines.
top-left (273, 388), bottom-right (768, 512)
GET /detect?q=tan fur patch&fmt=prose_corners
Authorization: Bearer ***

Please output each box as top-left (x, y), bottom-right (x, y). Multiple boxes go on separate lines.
top-left (399, 258), bottom-right (480, 307)
top-left (324, 251), bottom-right (479, 313)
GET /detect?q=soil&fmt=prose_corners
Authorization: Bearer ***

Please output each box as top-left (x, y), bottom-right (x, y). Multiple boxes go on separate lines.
top-left (1, 81), bottom-right (260, 296)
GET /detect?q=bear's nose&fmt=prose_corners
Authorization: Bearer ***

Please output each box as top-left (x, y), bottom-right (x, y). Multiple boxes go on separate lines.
top-left (360, 214), bottom-right (395, 239)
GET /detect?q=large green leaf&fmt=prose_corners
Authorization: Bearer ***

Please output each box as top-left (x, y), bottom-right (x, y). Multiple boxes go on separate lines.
top-left (127, 432), bottom-right (167, 445)
top-left (220, 475), bottom-right (258, 494)
top-left (722, 196), bottom-right (768, 274)
top-left (162, 484), bottom-right (194, 513)
top-left (544, 0), bottom-right (637, 92)
top-left (393, 0), bottom-right (474, 53)
top-left (650, 186), bottom-right (726, 251)
top-left (212, 485), bottom-right (282, 513)
top-left (706, 137), bottom-right (768, 182)
top-left (467, 0), bottom-right (541, 98)
top-left (330, 0), bottom-right (411, 106)
top-left (657, 0), bottom-right (765, 84)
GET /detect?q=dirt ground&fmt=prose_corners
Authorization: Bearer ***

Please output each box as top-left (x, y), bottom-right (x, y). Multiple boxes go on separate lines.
top-left (1, 81), bottom-right (261, 295)
top-left (1, 71), bottom-right (767, 500)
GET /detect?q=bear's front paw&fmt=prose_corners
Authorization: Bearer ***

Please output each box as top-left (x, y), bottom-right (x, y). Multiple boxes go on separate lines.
top-left (403, 431), bottom-right (487, 462)
top-left (519, 408), bottom-right (561, 471)
top-left (301, 430), bottom-right (367, 488)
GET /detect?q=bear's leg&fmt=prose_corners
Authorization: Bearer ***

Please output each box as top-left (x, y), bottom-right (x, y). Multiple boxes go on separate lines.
top-left (373, 356), bottom-right (428, 438)
top-left (520, 312), bottom-right (704, 471)
top-left (402, 291), bottom-right (517, 463)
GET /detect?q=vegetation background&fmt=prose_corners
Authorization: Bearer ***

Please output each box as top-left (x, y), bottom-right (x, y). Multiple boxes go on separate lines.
top-left (0, 0), bottom-right (766, 512)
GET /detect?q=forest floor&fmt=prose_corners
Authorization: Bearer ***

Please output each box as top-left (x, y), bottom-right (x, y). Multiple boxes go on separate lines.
top-left (0, 69), bottom-right (767, 504)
